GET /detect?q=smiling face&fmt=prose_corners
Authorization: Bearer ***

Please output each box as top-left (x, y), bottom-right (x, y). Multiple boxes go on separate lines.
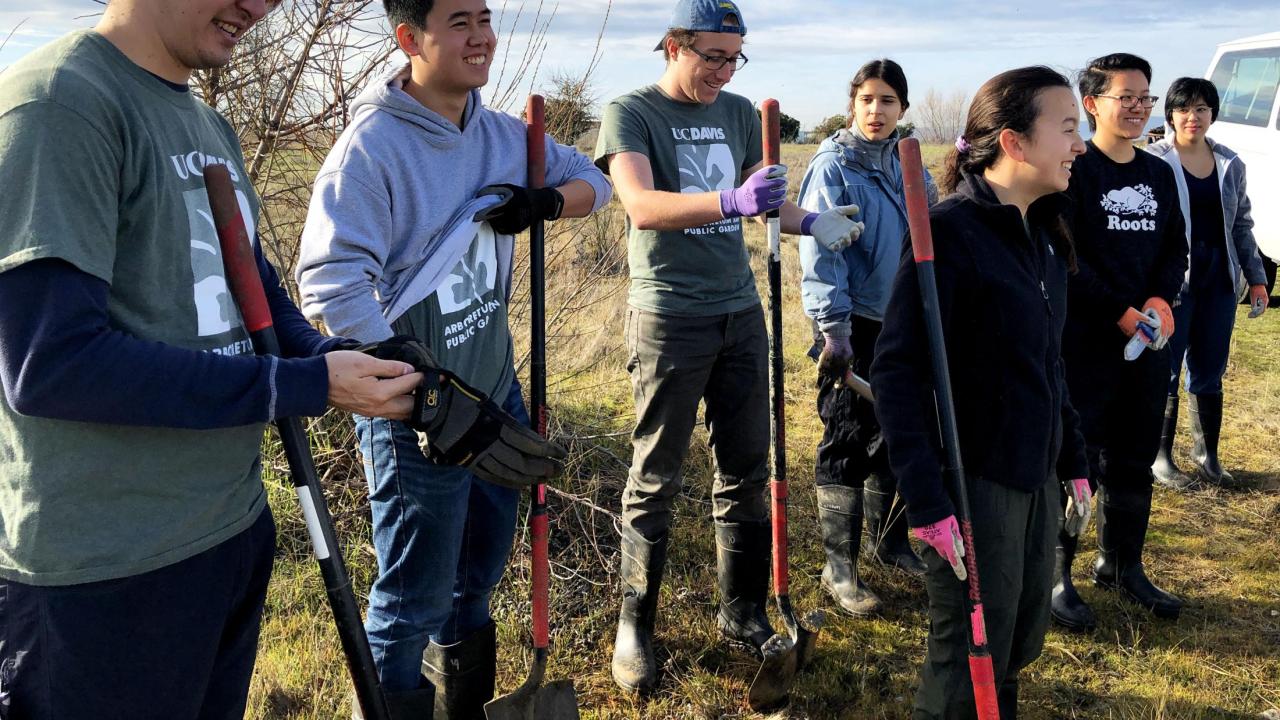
top-left (667, 30), bottom-right (743, 105)
top-left (851, 77), bottom-right (905, 141)
top-left (400, 0), bottom-right (496, 94)
top-left (1017, 86), bottom-right (1087, 196)
top-left (1170, 98), bottom-right (1213, 144)
top-left (117, 0), bottom-right (275, 80)
top-left (1087, 69), bottom-right (1152, 141)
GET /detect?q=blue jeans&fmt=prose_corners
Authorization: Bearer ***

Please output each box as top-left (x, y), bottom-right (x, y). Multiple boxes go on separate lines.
top-left (1169, 244), bottom-right (1238, 396)
top-left (354, 381), bottom-right (524, 691)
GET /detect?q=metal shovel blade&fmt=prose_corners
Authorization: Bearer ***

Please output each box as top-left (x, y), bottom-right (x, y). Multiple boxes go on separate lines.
top-left (484, 655), bottom-right (579, 720)
top-left (747, 602), bottom-right (824, 712)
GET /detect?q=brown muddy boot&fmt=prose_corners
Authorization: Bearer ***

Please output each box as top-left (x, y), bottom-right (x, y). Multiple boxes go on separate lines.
top-left (817, 485), bottom-right (881, 616)
top-left (714, 520), bottom-right (777, 655)
top-left (611, 528), bottom-right (668, 693)
top-left (1152, 395), bottom-right (1194, 490)
top-left (1189, 393), bottom-right (1234, 486)
top-left (421, 621), bottom-right (496, 719)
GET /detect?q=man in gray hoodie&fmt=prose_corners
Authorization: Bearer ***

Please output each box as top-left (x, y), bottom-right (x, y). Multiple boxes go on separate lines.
top-left (296, 0), bottom-right (611, 714)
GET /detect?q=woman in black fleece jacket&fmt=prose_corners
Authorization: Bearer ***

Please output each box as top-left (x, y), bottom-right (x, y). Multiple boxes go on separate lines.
top-left (871, 67), bottom-right (1092, 718)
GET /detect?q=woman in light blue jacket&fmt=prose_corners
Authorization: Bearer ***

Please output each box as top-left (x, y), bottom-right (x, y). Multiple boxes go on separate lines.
top-left (1146, 77), bottom-right (1267, 489)
top-left (797, 59), bottom-right (936, 616)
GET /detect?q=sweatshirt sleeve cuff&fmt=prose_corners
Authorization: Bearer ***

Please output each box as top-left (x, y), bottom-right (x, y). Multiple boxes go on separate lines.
top-left (272, 355), bottom-right (330, 419)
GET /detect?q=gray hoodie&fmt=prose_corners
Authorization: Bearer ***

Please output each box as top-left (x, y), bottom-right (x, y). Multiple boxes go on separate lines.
top-left (297, 64), bottom-right (612, 346)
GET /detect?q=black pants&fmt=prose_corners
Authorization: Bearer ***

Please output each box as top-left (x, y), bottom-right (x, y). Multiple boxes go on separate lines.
top-left (814, 315), bottom-right (889, 489)
top-left (0, 507), bottom-right (276, 720)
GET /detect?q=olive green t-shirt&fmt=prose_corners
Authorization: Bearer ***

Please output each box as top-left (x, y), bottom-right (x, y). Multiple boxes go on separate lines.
top-left (595, 85), bottom-right (763, 316)
top-left (0, 31), bottom-right (267, 585)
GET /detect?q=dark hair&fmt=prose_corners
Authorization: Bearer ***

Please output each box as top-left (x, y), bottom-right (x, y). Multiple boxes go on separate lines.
top-left (384, 0), bottom-right (434, 30)
top-left (847, 58), bottom-right (910, 113)
top-left (1078, 53), bottom-right (1152, 131)
top-left (942, 66), bottom-right (1077, 269)
top-left (1164, 76), bottom-right (1220, 124)
top-left (659, 13), bottom-right (741, 62)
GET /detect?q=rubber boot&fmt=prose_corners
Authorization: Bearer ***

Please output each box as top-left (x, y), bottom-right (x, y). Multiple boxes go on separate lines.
top-left (1092, 485), bottom-right (1183, 619)
top-left (714, 520), bottom-right (777, 655)
top-left (611, 527), bottom-right (668, 693)
top-left (1152, 395), bottom-right (1194, 490)
top-left (351, 681), bottom-right (436, 720)
top-left (1050, 530), bottom-right (1096, 632)
top-left (1189, 393), bottom-right (1234, 486)
top-left (420, 621), bottom-right (496, 720)
top-left (816, 485), bottom-right (882, 616)
top-left (863, 473), bottom-right (927, 576)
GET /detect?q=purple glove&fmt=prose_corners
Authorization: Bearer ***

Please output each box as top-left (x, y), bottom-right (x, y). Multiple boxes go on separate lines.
top-left (816, 328), bottom-right (852, 381)
top-left (912, 514), bottom-right (967, 581)
top-left (719, 164), bottom-right (787, 219)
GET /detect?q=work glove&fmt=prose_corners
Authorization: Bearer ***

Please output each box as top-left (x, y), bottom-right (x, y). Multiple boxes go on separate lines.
top-left (816, 324), bottom-right (853, 382)
top-left (1063, 477), bottom-right (1092, 537)
top-left (474, 184), bottom-right (565, 235)
top-left (802, 205), bottom-right (863, 253)
top-left (357, 336), bottom-right (567, 490)
top-left (1121, 308), bottom-right (1162, 361)
top-left (911, 514), bottom-right (967, 581)
top-left (1248, 285), bottom-right (1268, 318)
top-left (719, 164), bottom-right (787, 218)
top-left (1141, 296), bottom-right (1175, 343)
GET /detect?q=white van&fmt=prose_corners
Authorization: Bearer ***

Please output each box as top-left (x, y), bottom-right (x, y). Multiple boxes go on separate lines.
top-left (1205, 32), bottom-right (1280, 295)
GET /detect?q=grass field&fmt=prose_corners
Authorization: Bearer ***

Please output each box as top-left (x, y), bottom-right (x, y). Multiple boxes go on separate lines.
top-left (245, 143), bottom-right (1280, 719)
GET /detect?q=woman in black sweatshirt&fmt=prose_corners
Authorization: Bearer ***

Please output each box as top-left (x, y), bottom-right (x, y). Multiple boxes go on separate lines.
top-left (871, 66), bottom-right (1091, 717)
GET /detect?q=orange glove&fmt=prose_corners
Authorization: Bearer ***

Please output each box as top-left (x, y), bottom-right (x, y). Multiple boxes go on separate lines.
top-left (1142, 296), bottom-right (1175, 338)
top-left (1248, 285), bottom-right (1268, 318)
top-left (1118, 307), bottom-right (1147, 337)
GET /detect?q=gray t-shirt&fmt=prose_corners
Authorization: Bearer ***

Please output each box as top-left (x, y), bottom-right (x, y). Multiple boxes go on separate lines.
top-left (0, 31), bottom-right (266, 585)
top-left (595, 85), bottom-right (763, 316)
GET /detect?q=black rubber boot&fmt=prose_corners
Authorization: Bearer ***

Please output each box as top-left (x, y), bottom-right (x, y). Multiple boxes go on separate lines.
top-left (1152, 395), bottom-right (1194, 490)
top-left (420, 621), bottom-right (497, 720)
top-left (816, 485), bottom-right (882, 616)
top-left (1092, 486), bottom-right (1183, 619)
top-left (351, 681), bottom-right (436, 720)
top-left (714, 520), bottom-right (777, 655)
top-left (1050, 530), bottom-right (1096, 632)
top-left (863, 473), bottom-right (927, 576)
top-left (1189, 393), bottom-right (1233, 486)
top-left (611, 528), bottom-right (668, 693)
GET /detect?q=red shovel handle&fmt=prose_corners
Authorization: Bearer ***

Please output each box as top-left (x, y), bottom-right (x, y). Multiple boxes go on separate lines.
top-left (761, 98), bottom-right (781, 167)
top-left (205, 165), bottom-right (272, 333)
top-left (898, 138), bottom-right (934, 263)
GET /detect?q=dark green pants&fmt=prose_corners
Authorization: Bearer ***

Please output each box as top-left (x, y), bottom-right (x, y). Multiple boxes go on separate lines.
top-left (913, 475), bottom-right (1057, 719)
top-left (621, 305), bottom-right (770, 541)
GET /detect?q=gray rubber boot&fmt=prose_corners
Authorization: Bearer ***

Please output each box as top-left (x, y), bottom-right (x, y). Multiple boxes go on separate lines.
top-left (1152, 395), bottom-right (1194, 490)
top-left (611, 528), bottom-right (668, 693)
top-left (714, 520), bottom-right (777, 655)
top-left (816, 485), bottom-right (882, 616)
top-left (1189, 393), bottom-right (1234, 485)
top-left (863, 473), bottom-right (927, 576)
top-left (421, 621), bottom-right (497, 720)
top-left (1092, 486), bottom-right (1183, 620)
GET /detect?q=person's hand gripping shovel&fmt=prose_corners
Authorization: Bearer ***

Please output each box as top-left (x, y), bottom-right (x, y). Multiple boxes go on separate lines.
top-left (484, 94), bottom-right (579, 720)
top-left (899, 137), bottom-right (1001, 719)
top-left (747, 99), bottom-right (826, 713)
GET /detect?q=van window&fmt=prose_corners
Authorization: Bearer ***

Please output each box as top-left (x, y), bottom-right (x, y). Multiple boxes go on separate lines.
top-left (1210, 49), bottom-right (1280, 128)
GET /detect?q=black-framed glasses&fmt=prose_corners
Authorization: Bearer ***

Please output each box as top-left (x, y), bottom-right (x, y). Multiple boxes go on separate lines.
top-left (1092, 94), bottom-right (1160, 109)
top-left (686, 46), bottom-right (748, 72)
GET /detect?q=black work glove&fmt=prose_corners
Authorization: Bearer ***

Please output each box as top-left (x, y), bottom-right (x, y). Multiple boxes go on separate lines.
top-left (473, 184), bottom-right (565, 235)
top-left (357, 336), bottom-right (567, 489)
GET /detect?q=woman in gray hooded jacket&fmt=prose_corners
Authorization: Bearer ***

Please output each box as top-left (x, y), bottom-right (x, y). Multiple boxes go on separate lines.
top-left (796, 59), bottom-right (936, 616)
top-left (1145, 77), bottom-right (1268, 489)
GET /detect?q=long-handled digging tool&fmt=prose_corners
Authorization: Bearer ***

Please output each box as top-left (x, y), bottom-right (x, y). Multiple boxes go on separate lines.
top-left (484, 94), bottom-right (579, 720)
top-left (204, 166), bottom-right (433, 720)
top-left (747, 98), bottom-right (826, 713)
top-left (898, 138), bottom-right (1000, 719)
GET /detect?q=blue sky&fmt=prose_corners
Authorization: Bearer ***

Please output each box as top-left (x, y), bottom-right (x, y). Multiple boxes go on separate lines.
top-left (2, 1), bottom-right (1277, 128)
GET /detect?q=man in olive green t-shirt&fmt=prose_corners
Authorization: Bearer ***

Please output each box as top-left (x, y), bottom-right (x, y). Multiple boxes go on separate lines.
top-left (593, 0), bottom-right (864, 693)
top-left (0, 1), bottom-right (421, 717)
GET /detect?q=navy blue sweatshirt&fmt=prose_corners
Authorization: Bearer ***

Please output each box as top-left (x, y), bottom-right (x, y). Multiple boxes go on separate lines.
top-left (0, 244), bottom-right (342, 429)
top-left (871, 173), bottom-right (1090, 527)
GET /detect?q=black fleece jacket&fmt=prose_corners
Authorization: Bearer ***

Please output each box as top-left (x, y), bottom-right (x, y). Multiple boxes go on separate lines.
top-left (871, 173), bottom-right (1090, 527)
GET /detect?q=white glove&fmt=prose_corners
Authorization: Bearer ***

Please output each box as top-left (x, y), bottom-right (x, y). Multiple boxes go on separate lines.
top-left (1063, 478), bottom-right (1092, 537)
top-left (804, 205), bottom-right (863, 252)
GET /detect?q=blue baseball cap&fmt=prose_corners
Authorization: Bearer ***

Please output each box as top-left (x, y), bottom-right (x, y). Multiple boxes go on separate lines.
top-left (654, 0), bottom-right (747, 51)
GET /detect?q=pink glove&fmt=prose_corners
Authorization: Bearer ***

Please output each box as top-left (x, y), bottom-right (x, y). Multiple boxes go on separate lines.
top-left (1063, 477), bottom-right (1092, 537)
top-left (911, 514), bottom-right (967, 581)
top-left (719, 164), bottom-right (787, 218)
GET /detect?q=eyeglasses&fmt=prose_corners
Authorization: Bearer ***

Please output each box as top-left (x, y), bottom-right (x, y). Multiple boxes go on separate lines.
top-left (685, 46), bottom-right (748, 72)
top-left (1092, 94), bottom-right (1159, 109)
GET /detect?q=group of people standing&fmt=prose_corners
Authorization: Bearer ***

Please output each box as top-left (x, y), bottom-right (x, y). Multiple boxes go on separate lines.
top-left (0, 0), bottom-right (1269, 719)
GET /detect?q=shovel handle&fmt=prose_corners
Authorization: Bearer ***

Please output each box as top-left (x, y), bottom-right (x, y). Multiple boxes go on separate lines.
top-left (526, 94), bottom-right (551, 651)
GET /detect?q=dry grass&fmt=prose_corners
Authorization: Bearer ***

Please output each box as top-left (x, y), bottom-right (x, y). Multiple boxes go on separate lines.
top-left (246, 143), bottom-right (1280, 719)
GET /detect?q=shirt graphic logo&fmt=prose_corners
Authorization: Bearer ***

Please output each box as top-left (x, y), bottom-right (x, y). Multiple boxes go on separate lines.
top-left (677, 143), bottom-right (735, 193)
top-left (186, 187), bottom-right (256, 340)
top-left (436, 226), bottom-right (502, 350)
top-left (1100, 184), bottom-right (1158, 231)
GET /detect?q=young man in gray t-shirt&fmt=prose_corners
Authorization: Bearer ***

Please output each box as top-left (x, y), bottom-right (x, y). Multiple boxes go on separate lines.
top-left (594, 0), bottom-right (864, 693)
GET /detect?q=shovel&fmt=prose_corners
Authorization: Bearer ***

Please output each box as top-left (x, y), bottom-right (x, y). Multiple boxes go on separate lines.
top-left (747, 99), bottom-right (826, 713)
top-left (484, 94), bottom-right (579, 720)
